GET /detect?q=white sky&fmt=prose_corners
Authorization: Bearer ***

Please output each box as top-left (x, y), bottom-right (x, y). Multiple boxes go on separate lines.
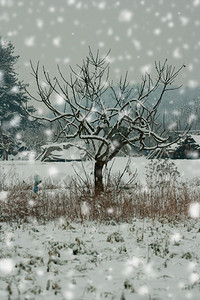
top-left (0, 0), bottom-right (200, 90)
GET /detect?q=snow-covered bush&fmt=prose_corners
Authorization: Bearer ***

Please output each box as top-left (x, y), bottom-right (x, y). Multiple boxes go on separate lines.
top-left (145, 159), bottom-right (180, 191)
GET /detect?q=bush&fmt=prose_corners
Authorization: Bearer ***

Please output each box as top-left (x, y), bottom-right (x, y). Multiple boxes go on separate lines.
top-left (0, 164), bottom-right (199, 224)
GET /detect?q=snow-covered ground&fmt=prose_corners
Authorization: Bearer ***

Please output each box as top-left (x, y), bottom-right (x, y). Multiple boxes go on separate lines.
top-left (0, 218), bottom-right (200, 299)
top-left (0, 157), bottom-right (200, 299)
top-left (0, 157), bottom-right (200, 188)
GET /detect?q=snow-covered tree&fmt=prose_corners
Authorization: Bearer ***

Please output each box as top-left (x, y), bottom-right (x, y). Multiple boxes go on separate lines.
top-left (24, 48), bottom-right (185, 195)
top-left (0, 37), bottom-right (36, 160)
top-left (172, 135), bottom-right (200, 159)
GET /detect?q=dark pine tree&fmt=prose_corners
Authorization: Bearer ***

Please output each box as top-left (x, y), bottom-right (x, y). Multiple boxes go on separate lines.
top-left (172, 135), bottom-right (200, 159)
top-left (0, 37), bottom-right (35, 160)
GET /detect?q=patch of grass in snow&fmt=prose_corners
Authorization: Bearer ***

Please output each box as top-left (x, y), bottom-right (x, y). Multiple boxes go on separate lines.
top-left (0, 216), bottom-right (200, 299)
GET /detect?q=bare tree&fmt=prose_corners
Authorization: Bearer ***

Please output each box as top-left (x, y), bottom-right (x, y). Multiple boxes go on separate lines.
top-left (23, 48), bottom-right (185, 195)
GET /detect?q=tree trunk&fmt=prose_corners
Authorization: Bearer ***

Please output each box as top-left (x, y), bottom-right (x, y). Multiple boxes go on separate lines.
top-left (94, 160), bottom-right (104, 196)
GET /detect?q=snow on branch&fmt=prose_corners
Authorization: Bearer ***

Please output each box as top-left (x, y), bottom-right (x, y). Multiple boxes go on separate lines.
top-left (24, 49), bottom-right (185, 166)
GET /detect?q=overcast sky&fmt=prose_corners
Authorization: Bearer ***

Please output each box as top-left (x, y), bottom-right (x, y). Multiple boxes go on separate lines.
top-left (1, 0), bottom-right (200, 91)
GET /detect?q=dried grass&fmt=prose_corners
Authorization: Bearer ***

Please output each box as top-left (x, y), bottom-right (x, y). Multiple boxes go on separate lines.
top-left (0, 176), bottom-right (198, 224)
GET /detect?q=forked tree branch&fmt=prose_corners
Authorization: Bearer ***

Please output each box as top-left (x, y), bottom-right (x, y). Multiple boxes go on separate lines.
top-left (24, 49), bottom-right (186, 166)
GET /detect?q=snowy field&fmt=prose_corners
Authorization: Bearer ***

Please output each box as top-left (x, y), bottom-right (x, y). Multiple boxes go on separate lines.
top-left (0, 157), bottom-right (200, 299)
top-left (0, 218), bottom-right (200, 300)
top-left (0, 157), bottom-right (200, 188)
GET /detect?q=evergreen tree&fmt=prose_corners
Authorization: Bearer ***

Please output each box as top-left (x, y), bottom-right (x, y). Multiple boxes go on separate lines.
top-left (0, 37), bottom-right (35, 159)
top-left (172, 135), bottom-right (200, 159)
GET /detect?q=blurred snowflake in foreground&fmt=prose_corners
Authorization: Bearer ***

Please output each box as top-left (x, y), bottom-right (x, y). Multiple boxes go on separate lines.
top-left (52, 36), bottom-right (61, 47)
top-left (193, 0), bottom-right (200, 6)
top-left (36, 18), bottom-right (44, 29)
top-left (0, 191), bottom-right (8, 202)
top-left (189, 272), bottom-right (200, 284)
top-left (188, 80), bottom-right (199, 89)
top-left (0, 0), bottom-right (13, 7)
top-left (119, 9), bottom-right (133, 22)
top-left (171, 232), bottom-right (181, 243)
top-left (138, 285), bottom-right (149, 295)
top-left (81, 202), bottom-right (90, 216)
top-left (64, 290), bottom-right (74, 300)
top-left (48, 166), bottom-right (58, 176)
top-left (0, 258), bottom-right (14, 274)
top-left (25, 36), bottom-right (35, 47)
top-left (9, 115), bottom-right (21, 127)
top-left (188, 202), bottom-right (200, 218)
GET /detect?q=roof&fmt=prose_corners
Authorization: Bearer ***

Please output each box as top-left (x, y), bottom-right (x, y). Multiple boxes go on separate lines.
top-left (191, 135), bottom-right (200, 147)
top-left (168, 134), bottom-right (200, 152)
top-left (41, 141), bottom-right (86, 150)
top-left (38, 141), bottom-right (88, 162)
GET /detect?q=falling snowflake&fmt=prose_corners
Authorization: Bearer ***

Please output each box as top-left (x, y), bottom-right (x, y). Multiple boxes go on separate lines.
top-left (127, 27), bottom-right (132, 37)
top-left (64, 290), bottom-right (74, 300)
top-left (153, 28), bottom-right (161, 35)
top-left (0, 0), bottom-right (13, 7)
top-left (49, 6), bottom-right (56, 13)
top-left (138, 285), bottom-right (149, 295)
top-left (106, 275), bottom-right (113, 280)
top-left (143, 263), bottom-right (156, 278)
top-left (29, 200), bottom-right (35, 207)
top-left (171, 232), bottom-right (181, 243)
top-left (188, 261), bottom-right (197, 271)
top-left (183, 43), bottom-right (189, 50)
top-left (98, 2), bottom-right (106, 10)
top-left (10, 115), bottom-right (21, 127)
top-left (189, 272), bottom-right (200, 284)
top-left (123, 256), bottom-right (142, 275)
top-left (168, 122), bottom-right (177, 130)
top-left (0, 258), bottom-right (14, 274)
top-left (37, 107), bottom-right (44, 115)
top-left (4, 233), bottom-right (14, 247)
top-left (118, 9), bottom-right (133, 22)
top-left (36, 269), bottom-right (44, 276)
top-left (172, 110), bottom-right (180, 116)
top-left (107, 28), bottom-right (113, 36)
top-left (188, 80), bottom-right (199, 89)
top-left (0, 191), bottom-right (8, 202)
top-left (67, 0), bottom-right (76, 6)
top-left (107, 207), bottom-right (114, 214)
top-left (140, 64), bottom-right (152, 74)
top-left (52, 36), bottom-right (61, 47)
top-left (48, 166), bottom-right (58, 176)
top-left (45, 129), bottom-right (53, 137)
top-left (127, 256), bottom-right (141, 267)
top-left (57, 16), bottom-right (64, 23)
top-left (132, 39), bottom-right (141, 51)
top-left (0, 69), bottom-right (4, 83)
top-left (36, 18), bottom-right (44, 29)
top-left (168, 21), bottom-right (174, 28)
top-left (173, 47), bottom-right (182, 59)
top-left (98, 41), bottom-right (104, 48)
top-left (10, 85), bottom-right (19, 93)
top-left (193, 0), bottom-right (200, 6)
top-left (188, 202), bottom-right (200, 218)
top-left (63, 57), bottom-right (71, 64)
top-left (188, 113), bottom-right (197, 125)
top-left (24, 36), bottom-right (35, 47)
top-left (180, 16), bottom-right (189, 26)
top-left (81, 202), bottom-right (90, 216)
top-left (55, 94), bottom-right (65, 104)
top-left (28, 152), bottom-right (36, 162)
